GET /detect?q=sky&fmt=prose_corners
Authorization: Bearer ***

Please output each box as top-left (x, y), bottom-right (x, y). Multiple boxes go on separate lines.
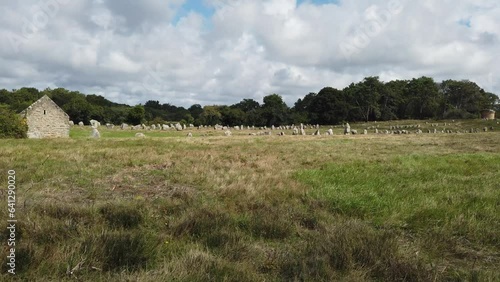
top-left (1, 0), bottom-right (498, 107)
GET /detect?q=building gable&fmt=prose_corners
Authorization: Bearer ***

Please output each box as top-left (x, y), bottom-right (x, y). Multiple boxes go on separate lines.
top-left (21, 95), bottom-right (70, 138)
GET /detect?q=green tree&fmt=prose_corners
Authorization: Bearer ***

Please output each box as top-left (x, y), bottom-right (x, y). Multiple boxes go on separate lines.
top-left (86, 94), bottom-right (116, 107)
top-left (198, 106), bottom-right (222, 125)
top-left (144, 100), bottom-right (166, 121)
top-left (381, 80), bottom-right (408, 120)
top-left (62, 96), bottom-right (94, 124)
top-left (220, 106), bottom-right (246, 126)
top-left (440, 80), bottom-right (497, 118)
top-left (405, 77), bottom-right (441, 119)
top-left (0, 88), bottom-right (42, 112)
top-left (231, 98), bottom-right (262, 126)
top-left (344, 77), bottom-right (383, 122)
top-left (183, 113), bottom-right (195, 125)
top-left (293, 92), bottom-right (317, 123)
top-left (231, 99), bottom-right (260, 112)
top-left (107, 107), bottom-right (130, 125)
top-left (127, 105), bottom-right (146, 125)
top-left (307, 88), bottom-right (348, 124)
top-left (188, 104), bottom-right (203, 121)
top-left (261, 94), bottom-right (289, 126)
top-left (484, 92), bottom-right (499, 112)
top-left (49, 88), bottom-right (75, 108)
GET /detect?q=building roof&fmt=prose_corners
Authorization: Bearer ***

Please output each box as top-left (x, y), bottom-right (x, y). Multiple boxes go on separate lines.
top-left (20, 95), bottom-right (70, 118)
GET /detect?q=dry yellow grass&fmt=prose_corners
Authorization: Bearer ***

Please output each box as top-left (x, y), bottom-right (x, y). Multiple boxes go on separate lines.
top-left (0, 120), bottom-right (499, 281)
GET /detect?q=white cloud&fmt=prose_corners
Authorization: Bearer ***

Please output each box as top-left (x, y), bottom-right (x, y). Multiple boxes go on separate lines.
top-left (0, 0), bottom-right (498, 107)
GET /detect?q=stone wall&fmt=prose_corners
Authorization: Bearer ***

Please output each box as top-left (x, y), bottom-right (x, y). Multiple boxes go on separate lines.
top-left (480, 110), bottom-right (496, 120)
top-left (21, 96), bottom-right (70, 138)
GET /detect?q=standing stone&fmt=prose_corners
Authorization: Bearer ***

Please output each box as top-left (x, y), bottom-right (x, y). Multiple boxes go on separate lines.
top-left (91, 128), bottom-right (100, 138)
top-left (300, 128), bottom-right (306, 136)
top-left (327, 129), bottom-right (333, 136)
top-left (363, 129), bottom-right (368, 135)
top-left (121, 123), bottom-right (128, 130)
top-left (293, 128), bottom-right (299, 135)
top-left (344, 123), bottom-right (351, 135)
top-left (78, 121), bottom-right (84, 127)
top-left (351, 129), bottom-right (358, 135)
top-left (135, 133), bottom-right (145, 138)
top-left (375, 129), bottom-right (379, 134)
top-left (187, 132), bottom-right (193, 137)
top-left (313, 129), bottom-right (321, 136)
top-left (69, 120), bottom-right (74, 126)
top-left (90, 119), bottom-right (98, 127)
top-left (224, 130), bottom-right (232, 136)
top-left (151, 124), bottom-right (156, 130)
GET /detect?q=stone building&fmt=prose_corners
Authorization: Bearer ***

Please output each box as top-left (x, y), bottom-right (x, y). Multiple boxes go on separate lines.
top-left (20, 95), bottom-right (70, 138)
top-left (480, 109), bottom-right (496, 120)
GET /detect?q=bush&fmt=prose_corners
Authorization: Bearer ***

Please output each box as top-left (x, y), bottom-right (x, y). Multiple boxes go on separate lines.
top-left (0, 105), bottom-right (27, 138)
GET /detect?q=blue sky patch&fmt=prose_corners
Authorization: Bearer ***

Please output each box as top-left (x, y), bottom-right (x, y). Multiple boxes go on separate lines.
top-left (173, 0), bottom-right (215, 25)
top-left (297, 0), bottom-right (340, 6)
top-left (458, 18), bottom-right (472, 28)
top-left (173, 0), bottom-right (340, 24)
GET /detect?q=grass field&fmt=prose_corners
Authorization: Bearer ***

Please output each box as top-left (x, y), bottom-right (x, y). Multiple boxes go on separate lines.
top-left (1, 119), bottom-right (499, 281)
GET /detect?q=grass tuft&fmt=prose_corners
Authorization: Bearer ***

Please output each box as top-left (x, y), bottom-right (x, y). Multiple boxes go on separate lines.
top-left (99, 203), bottom-right (143, 229)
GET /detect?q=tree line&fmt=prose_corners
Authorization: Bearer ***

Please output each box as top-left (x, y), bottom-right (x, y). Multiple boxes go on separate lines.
top-left (0, 76), bottom-right (498, 128)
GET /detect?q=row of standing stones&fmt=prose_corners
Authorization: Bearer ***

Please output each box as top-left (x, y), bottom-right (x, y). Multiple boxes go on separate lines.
top-left (82, 119), bottom-right (498, 139)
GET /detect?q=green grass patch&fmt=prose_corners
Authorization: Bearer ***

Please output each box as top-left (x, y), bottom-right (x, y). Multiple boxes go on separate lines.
top-left (296, 154), bottom-right (500, 246)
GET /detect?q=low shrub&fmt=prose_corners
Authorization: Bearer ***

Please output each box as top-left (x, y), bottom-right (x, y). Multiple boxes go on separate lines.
top-left (0, 105), bottom-right (27, 139)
